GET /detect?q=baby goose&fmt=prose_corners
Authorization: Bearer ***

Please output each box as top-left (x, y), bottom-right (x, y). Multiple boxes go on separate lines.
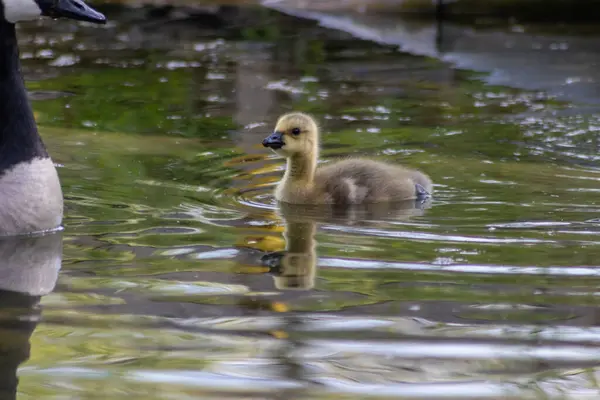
top-left (262, 112), bottom-right (432, 205)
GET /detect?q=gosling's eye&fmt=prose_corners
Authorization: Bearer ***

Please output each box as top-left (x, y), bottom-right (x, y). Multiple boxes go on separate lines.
top-left (291, 128), bottom-right (301, 135)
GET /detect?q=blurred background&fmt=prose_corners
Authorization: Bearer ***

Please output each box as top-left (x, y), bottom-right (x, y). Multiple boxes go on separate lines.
top-left (4, 0), bottom-right (600, 399)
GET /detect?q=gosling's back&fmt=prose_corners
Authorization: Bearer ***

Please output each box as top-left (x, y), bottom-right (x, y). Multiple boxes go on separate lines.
top-left (314, 158), bottom-right (432, 204)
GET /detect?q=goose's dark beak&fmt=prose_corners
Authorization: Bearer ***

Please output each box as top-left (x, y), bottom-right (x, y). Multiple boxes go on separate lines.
top-left (262, 131), bottom-right (284, 150)
top-left (35, 0), bottom-right (107, 24)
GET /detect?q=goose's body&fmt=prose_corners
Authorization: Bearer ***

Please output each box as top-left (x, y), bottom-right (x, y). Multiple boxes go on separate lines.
top-left (0, 0), bottom-right (105, 235)
top-left (262, 112), bottom-right (432, 205)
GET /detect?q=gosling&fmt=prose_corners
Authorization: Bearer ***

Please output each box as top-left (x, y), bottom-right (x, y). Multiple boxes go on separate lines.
top-left (262, 112), bottom-right (433, 205)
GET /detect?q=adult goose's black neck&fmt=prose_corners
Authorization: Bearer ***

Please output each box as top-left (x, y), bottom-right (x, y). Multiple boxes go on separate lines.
top-left (0, 19), bottom-right (48, 174)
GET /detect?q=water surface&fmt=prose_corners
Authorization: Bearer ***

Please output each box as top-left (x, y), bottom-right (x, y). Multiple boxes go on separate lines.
top-left (6, 4), bottom-right (600, 399)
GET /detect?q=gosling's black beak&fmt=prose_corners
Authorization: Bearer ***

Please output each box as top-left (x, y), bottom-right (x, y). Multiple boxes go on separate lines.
top-left (262, 131), bottom-right (284, 150)
top-left (35, 0), bottom-right (107, 24)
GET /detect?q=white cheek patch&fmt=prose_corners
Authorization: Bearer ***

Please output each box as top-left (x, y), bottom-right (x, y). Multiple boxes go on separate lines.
top-left (2, 0), bottom-right (42, 23)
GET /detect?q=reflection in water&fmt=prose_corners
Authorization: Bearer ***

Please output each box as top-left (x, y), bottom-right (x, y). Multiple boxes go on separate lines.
top-left (263, 200), bottom-right (431, 290)
top-left (0, 233), bottom-right (61, 400)
top-left (260, 200), bottom-right (436, 398)
top-left (268, 4), bottom-right (600, 107)
top-left (261, 219), bottom-right (317, 291)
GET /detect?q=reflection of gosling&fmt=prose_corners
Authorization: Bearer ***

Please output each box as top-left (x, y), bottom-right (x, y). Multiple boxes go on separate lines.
top-left (262, 112), bottom-right (432, 205)
top-left (261, 219), bottom-right (317, 291)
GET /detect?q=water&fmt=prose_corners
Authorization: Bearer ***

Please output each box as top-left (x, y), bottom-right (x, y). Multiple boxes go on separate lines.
top-left (5, 4), bottom-right (600, 399)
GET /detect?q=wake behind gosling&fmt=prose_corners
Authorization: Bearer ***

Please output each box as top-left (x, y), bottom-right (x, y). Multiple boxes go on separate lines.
top-left (262, 112), bottom-right (433, 205)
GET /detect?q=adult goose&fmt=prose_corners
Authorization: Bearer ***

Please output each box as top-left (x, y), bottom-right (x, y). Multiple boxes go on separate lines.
top-left (0, 0), bottom-right (105, 236)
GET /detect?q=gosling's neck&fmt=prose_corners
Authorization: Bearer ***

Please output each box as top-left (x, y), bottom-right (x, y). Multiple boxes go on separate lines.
top-left (0, 20), bottom-right (48, 174)
top-left (283, 147), bottom-right (318, 186)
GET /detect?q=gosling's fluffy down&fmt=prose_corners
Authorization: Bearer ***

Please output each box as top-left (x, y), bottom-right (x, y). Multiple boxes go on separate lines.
top-left (262, 112), bottom-right (433, 205)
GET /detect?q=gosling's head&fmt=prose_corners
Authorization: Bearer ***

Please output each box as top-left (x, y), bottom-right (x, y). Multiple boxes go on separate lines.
top-left (262, 112), bottom-right (319, 158)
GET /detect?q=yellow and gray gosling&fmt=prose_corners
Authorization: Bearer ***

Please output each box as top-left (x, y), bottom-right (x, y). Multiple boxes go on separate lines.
top-left (262, 112), bottom-right (432, 205)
